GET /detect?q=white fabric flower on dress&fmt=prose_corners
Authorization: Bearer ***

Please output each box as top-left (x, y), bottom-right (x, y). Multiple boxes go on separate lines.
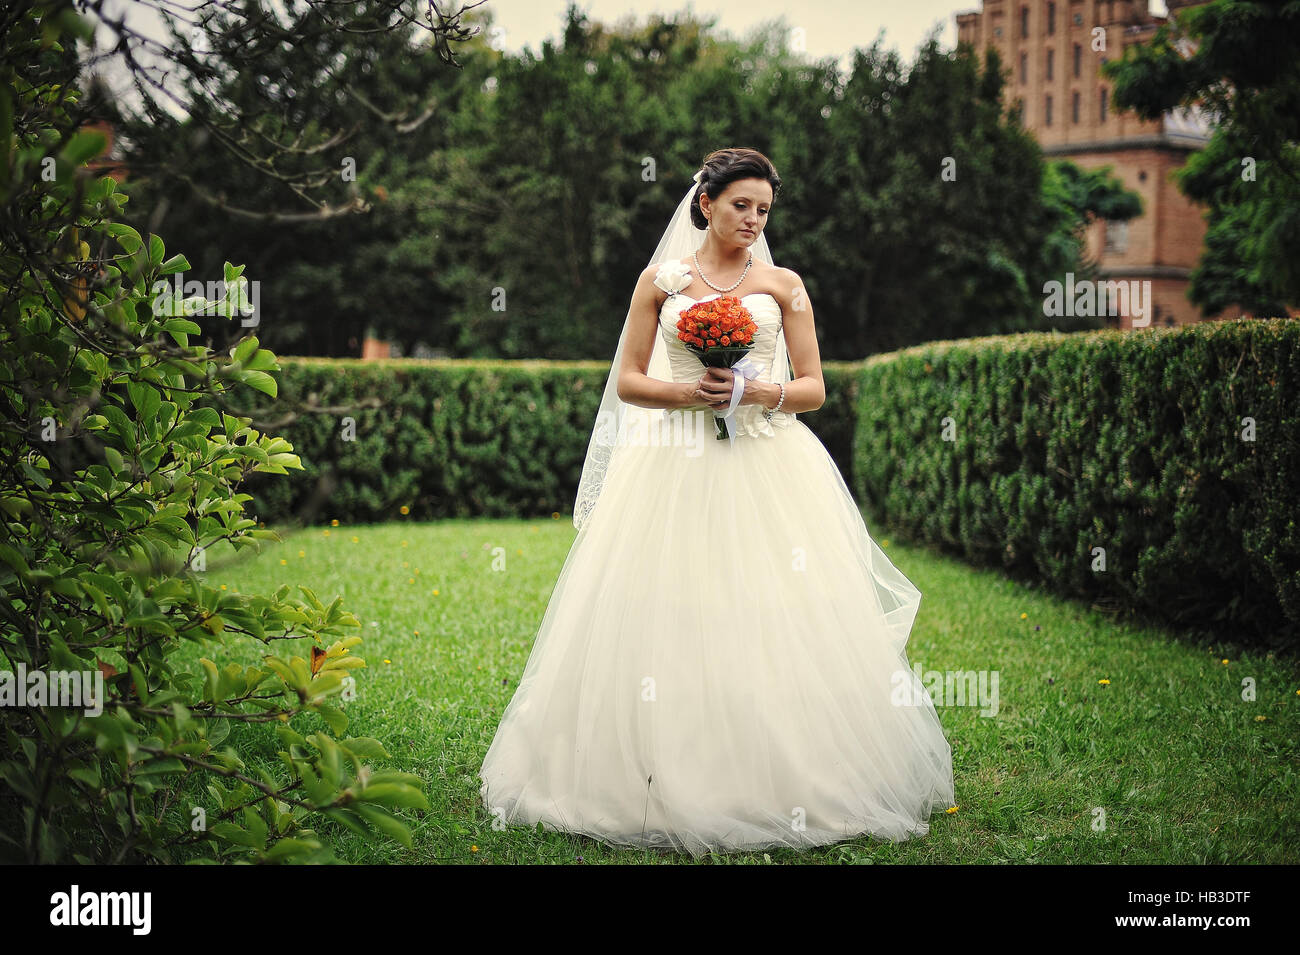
top-left (653, 261), bottom-right (693, 296)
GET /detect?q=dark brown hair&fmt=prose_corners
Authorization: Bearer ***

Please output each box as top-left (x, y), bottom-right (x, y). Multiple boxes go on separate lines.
top-left (690, 147), bottom-right (782, 230)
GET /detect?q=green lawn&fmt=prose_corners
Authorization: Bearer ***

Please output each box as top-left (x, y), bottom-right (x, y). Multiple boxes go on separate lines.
top-left (191, 516), bottom-right (1300, 864)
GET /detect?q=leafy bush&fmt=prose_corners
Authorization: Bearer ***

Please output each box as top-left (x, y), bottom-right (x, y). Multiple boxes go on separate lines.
top-left (0, 7), bottom-right (425, 862)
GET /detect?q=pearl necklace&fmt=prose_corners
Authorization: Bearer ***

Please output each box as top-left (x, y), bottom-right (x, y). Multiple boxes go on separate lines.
top-left (693, 249), bottom-right (753, 293)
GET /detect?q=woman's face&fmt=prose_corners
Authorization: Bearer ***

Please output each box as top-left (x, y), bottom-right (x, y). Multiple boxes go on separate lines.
top-left (702, 177), bottom-right (773, 247)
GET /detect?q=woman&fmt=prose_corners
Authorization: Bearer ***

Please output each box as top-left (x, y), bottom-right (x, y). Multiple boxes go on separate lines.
top-left (479, 147), bottom-right (955, 856)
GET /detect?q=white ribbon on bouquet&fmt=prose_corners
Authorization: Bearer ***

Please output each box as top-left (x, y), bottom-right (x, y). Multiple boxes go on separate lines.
top-left (715, 354), bottom-right (766, 445)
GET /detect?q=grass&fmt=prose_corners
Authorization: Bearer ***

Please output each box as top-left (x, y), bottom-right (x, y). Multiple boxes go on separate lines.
top-left (190, 515), bottom-right (1300, 865)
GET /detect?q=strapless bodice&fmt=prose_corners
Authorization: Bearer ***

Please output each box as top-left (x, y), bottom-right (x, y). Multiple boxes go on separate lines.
top-left (658, 292), bottom-right (796, 438)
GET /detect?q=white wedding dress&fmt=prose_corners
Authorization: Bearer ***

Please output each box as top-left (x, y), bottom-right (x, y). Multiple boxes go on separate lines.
top-left (478, 291), bottom-right (955, 856)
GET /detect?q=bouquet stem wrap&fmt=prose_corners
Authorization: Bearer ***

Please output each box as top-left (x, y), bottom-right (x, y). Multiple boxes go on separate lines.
top-left (716, 355), bottom-right (766, 444)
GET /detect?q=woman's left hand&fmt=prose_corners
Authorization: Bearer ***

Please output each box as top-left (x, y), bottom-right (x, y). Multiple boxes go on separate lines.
top-left (702, 367), bottom-right (771, 409)
top-left (699, 367), bottom-right (736, 409)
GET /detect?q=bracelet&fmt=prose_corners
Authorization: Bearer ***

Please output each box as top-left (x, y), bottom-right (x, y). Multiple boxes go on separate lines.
top-left (763, 382), bottom-right (785, 421)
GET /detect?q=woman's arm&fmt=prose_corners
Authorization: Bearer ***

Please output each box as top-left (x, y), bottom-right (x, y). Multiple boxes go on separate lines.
top-left (723, 267), bottom-right (827, 413)
top-left (616, 265), bottom-right (711, 411)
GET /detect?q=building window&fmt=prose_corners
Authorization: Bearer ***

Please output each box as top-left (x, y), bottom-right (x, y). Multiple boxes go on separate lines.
top-left (1021, 6), bottom-right (1029, 38)
top-left (1100, 87), bottom-right (1108, 122)
top-left (994, 26), bottom-right (1003, 38)
top-left (1072, 90), bottom-right (1080, 123)
top-left (1048, 2), bottom-right (1056, 35)
top-left (1104, 220), bottom-right (1128, 254)
top-left (1045, 94), bottom-right (1053, 125)
top-left (1073, 43), bottom-right (1081, 77)
top-left (1073, 13), bottom-right (1084, 26)
top-left (1020, 51), bottom-right (1028, 84)
top-left (1047, 48), bottom-right (1054, 80)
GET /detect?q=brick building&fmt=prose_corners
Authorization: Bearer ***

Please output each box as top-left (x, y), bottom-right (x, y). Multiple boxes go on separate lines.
top-left (956, 0), bottom-right (1222, 328)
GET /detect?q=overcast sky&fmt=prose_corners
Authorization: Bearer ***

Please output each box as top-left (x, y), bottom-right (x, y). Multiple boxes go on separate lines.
top-left (479, 0), bottom-right (1169, 69)
top-left (90, 0), bottom-right (1171, 110)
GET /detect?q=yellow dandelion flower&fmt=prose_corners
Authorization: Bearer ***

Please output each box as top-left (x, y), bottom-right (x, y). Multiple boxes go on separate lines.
top-left (279, 558), bottom-right (287, 565)
top-left (220, 584), bottom-right (227, 591)
top-left (433, 589), bottom-right (440, 596)
top-left (383, 659), bottom-right (391, 664)
top-left (1098, 678), bottom-right (1110, 685)
top-left (470, 845), bottom-right (479, 853)
top-left (1020, 612), bottom-right (1028, 620)
top-left (408, 578), bottom-right (415, 584)
top-left (298, 550), bottom-right (305, 557)
top-left (551, 512), bottom-right (560, 520)
top-left (945, 806), bottom-right (959, 814)
top-left (1221, 659), bottom-right (1229, 665)
top-left (323, 529), bottom-right (331, 536)
top-left (401, 540), bottom-right (408, 547)
top-left (881, 539), bottom-right (889, 547)
top-left (400, 505), bottom-right (410, 515)
top-left (352, 536), bottom-right (359, 543)
top-left (331, 519), bottom-right (339, 526)
top-left (1254, 715), bottom-right (1267, 722)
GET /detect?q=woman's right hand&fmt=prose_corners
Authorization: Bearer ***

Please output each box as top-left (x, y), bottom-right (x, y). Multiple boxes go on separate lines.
top-left (681, 375), bottom-right (709, 410)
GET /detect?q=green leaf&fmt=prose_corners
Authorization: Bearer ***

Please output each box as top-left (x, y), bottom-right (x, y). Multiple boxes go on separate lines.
top-left (316, 703), bottom-right (348, 735)
top-left (353, 804), bottom-right (413, 848)
top-left (105, 222), bottom-right (142, 254)
top-left (208, 822), bottom-right (262, 848)
top-left (263, 837), bottom-right (321, 861)
top-left (61, 129), bottom-right (106, 166)
top-left (231, 335), bottom-right (258, 365)
top-left (358, 783), bottom-right (429, 810)
top-left (159, 252), bottom-right (189, 275)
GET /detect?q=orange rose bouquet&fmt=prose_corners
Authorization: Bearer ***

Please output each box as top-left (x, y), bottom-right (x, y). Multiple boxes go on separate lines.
top-left (675, 295), bottom-right (761, 440)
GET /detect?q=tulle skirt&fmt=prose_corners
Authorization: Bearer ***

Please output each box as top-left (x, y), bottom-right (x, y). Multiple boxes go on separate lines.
top-left (479, 413), bottom-right (954, 856)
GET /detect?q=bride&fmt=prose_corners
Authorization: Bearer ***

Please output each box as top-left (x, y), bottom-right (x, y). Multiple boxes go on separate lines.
top-left (479, 147), bottom-right (955, 856)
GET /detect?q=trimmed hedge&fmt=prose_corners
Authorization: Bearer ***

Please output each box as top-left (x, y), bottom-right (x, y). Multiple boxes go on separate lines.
top-left (225, 357), bottom-right (863, 526)
top-left (226, 320), bottom-right (1297, 645)
top-left (851, 318), bottom-right (1299, 647)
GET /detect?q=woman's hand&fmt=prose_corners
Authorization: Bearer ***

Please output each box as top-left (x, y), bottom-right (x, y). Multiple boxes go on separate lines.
top-left (696, 367), bottom-right (735, 409)
top-left (699, 367), bottom-right (777, 409)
